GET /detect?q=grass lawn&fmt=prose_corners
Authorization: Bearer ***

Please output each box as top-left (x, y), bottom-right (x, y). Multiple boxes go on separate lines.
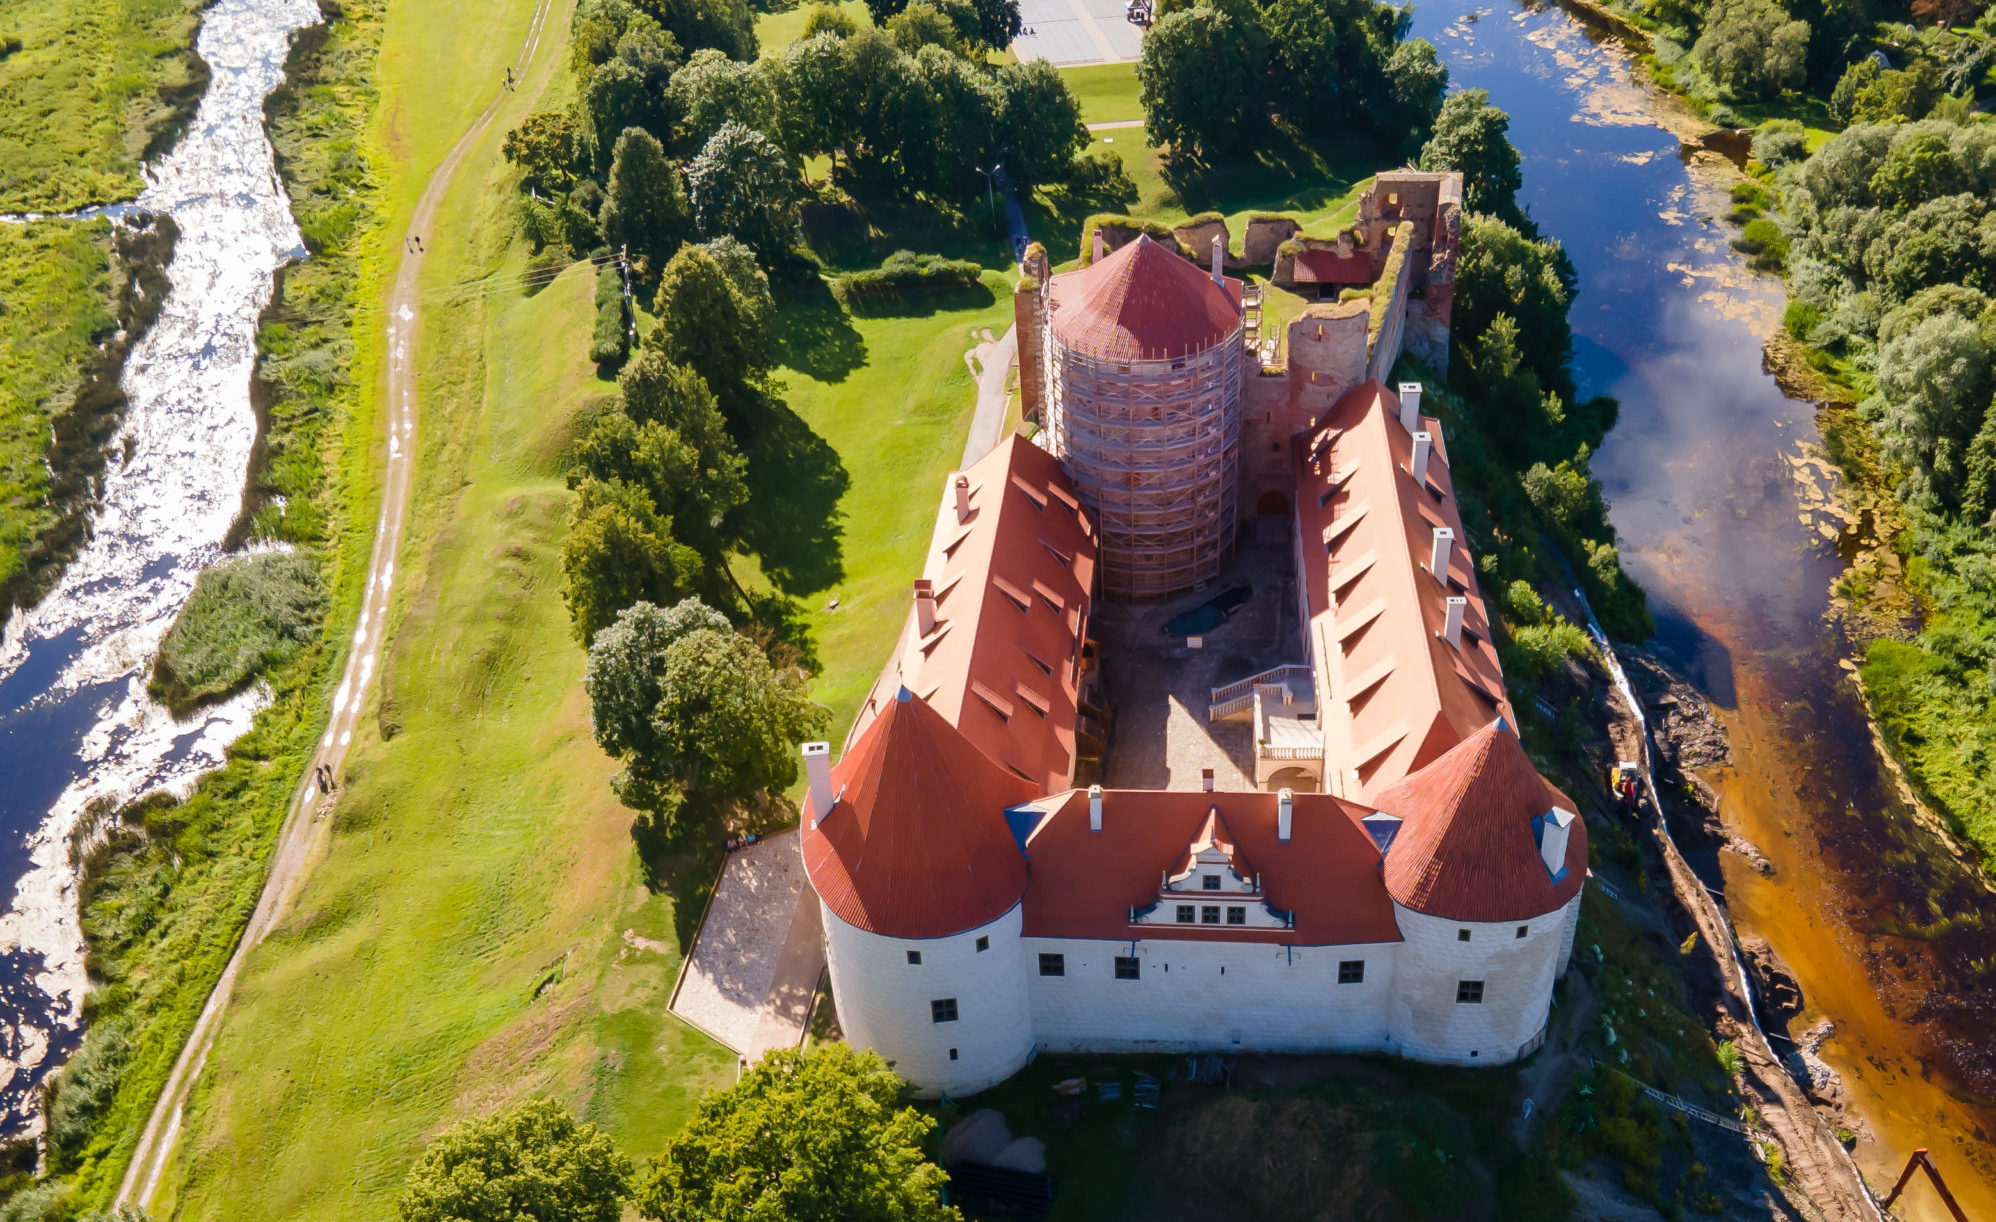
top-left (0, 0), bottom-right (206, 212)
top-left (1060, 61), bottom-right (1144, 126)
top-left (0, 221), bottom-right (114, 592)
top-left (753, 0), bottom-right (869, 53)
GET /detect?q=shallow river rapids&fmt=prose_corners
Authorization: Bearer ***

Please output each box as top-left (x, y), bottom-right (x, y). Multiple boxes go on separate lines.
top-left (1411, 2), bottom-right (1996, 1217)
top-left (0, 0), bottom-right (322, 1135)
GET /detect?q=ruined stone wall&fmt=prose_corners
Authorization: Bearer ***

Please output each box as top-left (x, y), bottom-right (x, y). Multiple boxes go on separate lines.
top-left (1242, 215), bottom-right (1299, 266)
top-left (1014, 244), bottom-right (1050, 420)
top-left (1240, 302), bottom-right (1368, 518)
top-left (1172, 215), bottom-right (1233, 267)
top-left (1402, 181), bottom-right (1461, 375)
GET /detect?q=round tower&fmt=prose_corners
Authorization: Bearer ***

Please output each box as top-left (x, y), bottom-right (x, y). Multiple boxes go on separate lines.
top-left (1371, 721), bottom-right (1589, 1065)
top-left (799, 689), bottom-right (1039, 1097)
top-left (1042, 235), bottom-right (1245, 600)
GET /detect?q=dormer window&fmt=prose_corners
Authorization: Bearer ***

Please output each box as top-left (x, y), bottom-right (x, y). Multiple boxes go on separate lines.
top-left (1202, 875), bottom-right (1220, 891)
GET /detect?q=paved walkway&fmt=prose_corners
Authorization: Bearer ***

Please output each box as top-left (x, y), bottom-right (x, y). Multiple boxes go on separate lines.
top-left (1086, 119), bottom-right (1144, 131)
top-left (670, 830), bottom-right (825, 1058)
top-left (961, 325), bottom-right (1018, 467)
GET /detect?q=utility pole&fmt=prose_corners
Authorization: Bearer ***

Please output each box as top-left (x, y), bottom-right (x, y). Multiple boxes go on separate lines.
top-left (619, 243), bottom-right (635, 345)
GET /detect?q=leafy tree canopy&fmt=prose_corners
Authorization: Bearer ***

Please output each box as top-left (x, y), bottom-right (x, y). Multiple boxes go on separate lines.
top-left (1691, 0), bottom-right (1809, 103)
top-left (1419, 88), bottom-right (1524, 223)
top-left (398, 1099), bottom-right (632, 1222)
top-left (649, 244), bottom-right (777, 403)
top-left (669, 48), bottom-right (778, 154)
top-left (686, 121), bottom-right (803, 265)
top-left (1137, 5), bottom-right (1268, 160)
top-left (599, 127), bottom-right (689, 284)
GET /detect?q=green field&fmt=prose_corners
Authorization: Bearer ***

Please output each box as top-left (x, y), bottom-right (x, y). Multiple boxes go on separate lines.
top-left (1060, 61), bottom-right (1144, 126)
top-left (0, 0), bottom-right (207, 212)
top-left (0, 222), bottom-right (114, 594)
top-left (753, 0), bottom-right (870, 53)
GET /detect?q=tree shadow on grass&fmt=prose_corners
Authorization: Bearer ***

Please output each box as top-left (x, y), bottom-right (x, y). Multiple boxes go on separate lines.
top-left (772, 277), bottom-right (867, 384)
top-left (736, 389), bottom-right (850, 597)
top-left (1161, 124), bottom-right (1390, 224)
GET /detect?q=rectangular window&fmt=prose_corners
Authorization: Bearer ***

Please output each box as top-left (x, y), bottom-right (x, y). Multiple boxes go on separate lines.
top-left (1226, 907), bottom-right (1246, 925)
top-left (976, 936), bottom-right (989, 952)
top-left (1039, 953), bottom-right (1065, 977)
top-left (932, 998), bottom-right (959, 1022)
top-left (1516, 925), bottom-right (1529, 939)
top-left (1338, 960), bottom-right (1365, 984)
top-left (1202, 875), bottom-right (1221, 891)
top-left (1456, 980), bottom-right (1484, 1004)
top-left (1201, 906), bottom-right (1221, 925)
top-left (907, 951), bottom-right (922, 965)
top-left (1176, 905), bottom-right (1195, 924)
top-left (949, 1048), bottom-right (959, 1061)
top-left (1114, 956), bottom-right (1140, 981)
top-left (1457, 929), bottom-right (1471, 942)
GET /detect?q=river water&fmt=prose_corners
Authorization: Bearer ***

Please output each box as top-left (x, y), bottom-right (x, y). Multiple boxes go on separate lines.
top-left (0, 0), bottom-right (321, 1136)
top-left (1407, 2), bottom-right (1996, 1217)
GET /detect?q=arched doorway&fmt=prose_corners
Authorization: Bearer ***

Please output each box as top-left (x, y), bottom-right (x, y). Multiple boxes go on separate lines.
top-left (1256, 490), bottom-right (1291, 517)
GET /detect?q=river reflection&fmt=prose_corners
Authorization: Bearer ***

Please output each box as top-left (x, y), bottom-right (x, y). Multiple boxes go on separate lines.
top-left (1409, 3), bottom-right (1996, 1217)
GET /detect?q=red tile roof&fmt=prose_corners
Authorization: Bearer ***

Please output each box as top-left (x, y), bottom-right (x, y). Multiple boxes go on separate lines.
top-left (1293, 248), bottom-right (1375, 285)
top-left (1019, 789), bottom-right (1403, 946)
top-left (803, 689), bottom-right (1040, 939)
top-left (1373, 720), bottom-right (1588, 923)
top-left (851, 434), bottom-right (1097, 793)
top-left (1294, 382), bottom-right (1514, 802)
top-left (1048, 235), bottom-right (1243, 362)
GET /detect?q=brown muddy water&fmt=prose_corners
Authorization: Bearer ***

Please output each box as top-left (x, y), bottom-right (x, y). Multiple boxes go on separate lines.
top-left (1409, 3), bottom-right (1996, 1217)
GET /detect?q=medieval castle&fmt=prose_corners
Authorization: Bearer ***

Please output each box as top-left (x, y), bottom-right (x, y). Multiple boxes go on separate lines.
top-left (796, 171), bottom-right (1593, 1097)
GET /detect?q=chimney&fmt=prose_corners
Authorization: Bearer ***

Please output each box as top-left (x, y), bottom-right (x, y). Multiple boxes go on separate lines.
top-left (1089, 784), bottom-right (1103, 832)
top-left (803, 742), bottom-right (833, 826)
top-left (1429, 527), bottom-right (1454, 580)
top-left (953, 474), bottom-right (970, 523)
top-left (1410, 430), bottom-right (1433, 484)
top-left (1539, 806), bottom-right (1576, 876)
top-left (1210, 235), bottom-right (1225, 286)
top-left (1092, 228), bottom-right (1105, 264)
top-left (914, 579), bottom-right (937, 635)
top-left (1398, 381), bottom-right (1424, 432)
top-left (1443, 595), bottom-right (1467, 647)
top-left (1201, 768), bottom-right (1215, 793)
top-left (1278, 787), bottom-right (1293, 842)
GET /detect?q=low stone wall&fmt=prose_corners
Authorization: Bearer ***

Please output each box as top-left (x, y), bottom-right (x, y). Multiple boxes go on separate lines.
top-left (1242, 215), bottom-right (1298, 266)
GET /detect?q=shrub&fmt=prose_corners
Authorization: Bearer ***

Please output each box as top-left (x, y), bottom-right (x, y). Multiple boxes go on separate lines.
top-left (1065, 146), bottom-right (1135, 202)
top-left (829, 250), bottom-right (986, 307)
top-left (590, 262), bottom-right (629, 367)
top-left (1716, 1039), bottom-right (1744, 1077)
top-left (1750, 118), bottom-right (1807, 167)
top-left (149, 550), bottom-right (327, 715)
top-left (1502, 620), bottom-right (1591, 682)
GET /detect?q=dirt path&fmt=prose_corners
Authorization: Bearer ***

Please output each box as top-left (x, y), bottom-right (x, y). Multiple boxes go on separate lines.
top-left (113, 0), bottom-right (560, 1205)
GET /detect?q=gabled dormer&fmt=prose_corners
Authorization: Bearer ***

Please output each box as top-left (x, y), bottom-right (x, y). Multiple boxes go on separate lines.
top-left (1132, 807), bottom-right (1295, 930)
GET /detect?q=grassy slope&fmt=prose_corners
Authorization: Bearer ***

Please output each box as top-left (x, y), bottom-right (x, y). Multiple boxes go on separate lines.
top-left (0, 0), bottom-right (206, 212)
top-left (753, 0), bottom-right (869, 53)
top-left (0, 222), bottom-right (114, 591)
top-left (1062, 61), bottom-right (1144, 125)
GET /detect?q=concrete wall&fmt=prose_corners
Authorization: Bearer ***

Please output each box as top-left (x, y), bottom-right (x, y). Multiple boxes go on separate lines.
top-left (1025, 936), bottom-right (1401, 1054)
top-left (823, 902), bottom-right (1035, 1097)
top-left (1386, 896), bottom-right (1580, 1065)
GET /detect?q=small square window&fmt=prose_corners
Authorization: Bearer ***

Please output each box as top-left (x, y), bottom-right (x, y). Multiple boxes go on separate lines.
top-left (1202, 875), bottom-right (1221, 891)
top-left (1201, 906), bottom-right (1221, 925)
top-left (1226, 907), bottom-right (1246, 925)
top-left (1516, 925), bottom-right (1529, 939)
top-left (907, 950), bottom-right (922, 965)
top-left (1114, 956), bottom-right (1140, 980)
top-left (1039, 953), bottom-right (1065, 977)
top-left (932, 998), bottom-right (959, 1022)
top-left (976, 936), bottom-right (989, 952)
top-left (949, 1048), bottom-right (959, 1061)
top-left (1456, 980), bottom-right (1484, 1004)
top-left (1457, 929), bottom-right (1471, 942)
top-left (1176, 904), bottom-right (1196, 923)
top-left (1338, 960), bottom-right (1365, 984)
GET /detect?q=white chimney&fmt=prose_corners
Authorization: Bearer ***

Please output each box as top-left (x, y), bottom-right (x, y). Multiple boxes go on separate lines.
top-left (1443, 595), bottom-right (1467, 647)
top-left (1089, 784), bottom-right (1103, 832)
top-left (803, 742), bottom-right (833, 826)
top-left (1092, 228), bottom-right (1105, 264)
top-left (1210, 235), bottom-right (1225, 285)
top-left (1278, 787), bottom-right (1293, 842)
top-left (1539, 806), bottom-right (1576, 876)
top-left (913, 578), bottom-right (937, 635)
top-left (1429, 527), bottom-right (1454, 580)
top-left (1201, 768), bottom-right (1215, 793)
top-left (953, 474), bottom-right (970, 523)
top-left (1411, 430), bottom-right (1433, 484)
top-left (1397, 381), bottom-right (1424, 431)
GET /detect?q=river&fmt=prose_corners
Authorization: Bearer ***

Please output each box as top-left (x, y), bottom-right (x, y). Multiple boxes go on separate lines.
top-left (1406, 2), bottom-right (1996, 1217)
top-left (0, 0), bottom-right (322, 1136)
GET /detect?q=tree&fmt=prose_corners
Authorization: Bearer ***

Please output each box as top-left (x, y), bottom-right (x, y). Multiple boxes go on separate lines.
top-left (649, 243), bottom-right (776, 404)
top-left (669, 47), bottom-right (778, 153)
top-left (398, 1100), bottom-right (631, 1222)
top-left (968, 0), bottom-right (1023, 49)
top-left (1869, 128), bottom-right (1963, 212)
top-left (1262, 0), bottom-right (1397, 129)
top-left (1870, 192), bottom-right (1992, 302)
top-left (1691, 0), bottom-right (1809, 103)
top-left (583, 599), bottom-right (827, 820)
top-left (599, 128), bottom-right (690, 284)
top-left (686, 121), bottom-right (802, 262)
top-left (563, 480), bottom-right (703, 643)
top-left (503, 111), bottom-right (584, 191)
top-left (592, 349), bottom-right (750, 567)
top-left (578, 24), bottom-right (682, 169)
top-left (886, 1), bottom-right (969, 54)
top-left (1419, 89), bottom-right (1524, 223)
top-left (637, 1047), bottom-right (958, 1222)
top-left (638, 0), bottom-right (758, 61)
top-left (1373, 38), bottom-right (1448, 155)
top-left (802, 1), bottom-right (860, 37)
top-left (1829, 56), bottom-right (1880, 125)
top-left (1453, 213), bottom-right (1577, 396)
top-left (993, 60), bottom-right (1087, 187)
top-left (902, 45), bottom-right (1001, 198)
top-left (1874, 313), bottom-right (1995, 513)
top-left (1137, 5), bottom-right (1266, 160)
top-left (769, 32), bottom-right (856, 161)
top-left (1749, 117), bottom-right (1808, 168)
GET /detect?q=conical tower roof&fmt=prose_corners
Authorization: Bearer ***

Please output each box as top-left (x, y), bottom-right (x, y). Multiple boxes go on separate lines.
top-left (802, 688), bottom-right (1039, 939)
top-left (1048, 234), bottom-right (1242, 362)
top-left (1372, 720), bottom-right (1587, 923)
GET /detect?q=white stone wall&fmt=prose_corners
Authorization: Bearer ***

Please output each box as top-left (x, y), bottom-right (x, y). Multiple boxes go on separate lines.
top-left (1387, 895), bottom-right (1581, 1065)
top-left (1557, 888), bottom-right (1583, 977)
top-left (821, 902), bottom-right (1034, 1098)
top-left (1024, 936), bottom-right (1400, 1054)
